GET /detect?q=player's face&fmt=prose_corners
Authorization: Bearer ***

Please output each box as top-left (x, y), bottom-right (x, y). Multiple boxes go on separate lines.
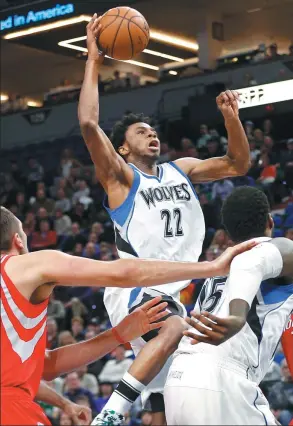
top-left (123, 122), bottom-right (160, 161)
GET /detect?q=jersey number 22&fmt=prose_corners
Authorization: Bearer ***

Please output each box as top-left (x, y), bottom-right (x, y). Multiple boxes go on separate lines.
top-left (161, 208), bottom-right (183, 237)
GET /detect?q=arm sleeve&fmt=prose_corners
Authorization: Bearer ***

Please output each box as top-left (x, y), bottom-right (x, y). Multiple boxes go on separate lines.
top-left (228, 242), bottom-right (283, 307)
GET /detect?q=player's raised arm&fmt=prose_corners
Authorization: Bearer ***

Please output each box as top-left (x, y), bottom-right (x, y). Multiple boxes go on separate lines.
top-left (78, 15), bottom-right (133, 196)
top-left (174, 90), bottom-right (251, 183)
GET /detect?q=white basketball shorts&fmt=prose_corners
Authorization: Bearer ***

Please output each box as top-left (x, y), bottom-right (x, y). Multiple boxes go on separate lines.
top-left (164, 352), bottom-right (276, 425)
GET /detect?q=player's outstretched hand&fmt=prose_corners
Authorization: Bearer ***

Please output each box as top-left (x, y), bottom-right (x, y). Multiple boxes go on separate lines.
top-left (114, 296), bottom-right (168, 343)
top-left (86, 14), bottom-right (104, 64)
top-left (183, 311), bottom-right (246, 346)
top-left (63, 400), bottom-right (92, 425)
top-left (212, 239), bottom-right (257, 276)
top-left (216, 90), bottom-right (240, 121)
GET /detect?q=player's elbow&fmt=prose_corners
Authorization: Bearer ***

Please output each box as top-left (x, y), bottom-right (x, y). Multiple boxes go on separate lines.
top-left (227, 156), bottom-right (251, 176)
top-left (114, 260), bottom-right (142, 288)
top-left (80, 119), bottom-right (98, 136)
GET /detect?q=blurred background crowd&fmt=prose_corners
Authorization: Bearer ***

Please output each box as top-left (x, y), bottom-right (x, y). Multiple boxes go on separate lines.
top-left (1, 114), bottom-right (293, 425)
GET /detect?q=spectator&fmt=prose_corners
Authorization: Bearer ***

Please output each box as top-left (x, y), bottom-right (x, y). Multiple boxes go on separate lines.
top-left (72, 180), bottom-right (91, 206)
top-left (249, 139), bottom-right (261, 164)
top-left (55, 188), bottom-right (71, 213)
top-left (209, 229), bottom-right (229, 253)
top-left (75, 365), bottom-right (99, 396)
top-left (61, 222), bottom-right (87, 253)
top-left (54, 209), bottom-right (72, 237)
top-left (263, 119), bottom-right (273, 137)
top-left (178, 137), bottom-right (195, 158)
top-left (14, 191), bottom-right (29, 219)
top-left (10, 161), bottom-right (25, 187)
top-left (71, 316), bottom-right (85, 342)
top-left (110, 70), bottom-right (125, 90)
top-left (90, 222), bottom-right (105, 242)
top-left (99, 346), bottom-right (133, 385)
top-left (95, 382), bottom-right (114, 414)
top-left (36, 207), bottom-right (54, 231)
top-left (46, 317), bottom-right (59, 349)
top-left (69, 203), bottom-right (89, 228)
top-left (83, 242), bottom-right (100, 260)
top-left (254, 128), bottom-right (264, 146)
top-left (64, 372), bottom-right (97, 412)
top-left (289, 44), bottom-right (293, 56)
top-left (32, 189), bottom-right (55, 215)
top-left (257, 155), bottom-right (277, 185)
top-left (252, 43), bottom-right (267, 63)
top-left (83, 289), bottom-right (105, 322)
top-left (268, 43), bottom-right (281, 59)
top-left (58, 331), bottom-right (76, 347)
top-left (30, 219), bottom-right (57, 250)
top-left (197, 124), bottom-right (211, 149)
top-left (73, 242), bottom-right (84, 256)
top-left (48, 292), bottom-right (65, 325)
top-left (211, 179), bottom-right (234, 202)
top-left (60, 148), bottom-right (82, 179)
top-left (59, 411), bottom-right (73, 426)
top-left (65, 298), bottom-right (88, 330)
top-left (27, 157), bottom-right (44, 185)
top-left (205, 137), bottom-right (224, 159)
top-left (244, 120), bottom-right (254, 137)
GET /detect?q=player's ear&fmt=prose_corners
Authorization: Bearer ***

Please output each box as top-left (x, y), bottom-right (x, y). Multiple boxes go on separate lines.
top-left (268, 214), bottom-right (274, 231)
top-left (118, 144), bottom-right (130, 156)
top-left (13, 233), bottom-right (24, 251)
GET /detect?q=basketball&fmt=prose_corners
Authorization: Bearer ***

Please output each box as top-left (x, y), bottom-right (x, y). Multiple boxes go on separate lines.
top-left (97, 6), bottom-right (150, 61)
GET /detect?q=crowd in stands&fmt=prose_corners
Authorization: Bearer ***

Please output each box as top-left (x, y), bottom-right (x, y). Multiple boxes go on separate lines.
top-left (1, 41), bottom-right (293, 115)
top-left (1, 113), bottom-right (293, 424)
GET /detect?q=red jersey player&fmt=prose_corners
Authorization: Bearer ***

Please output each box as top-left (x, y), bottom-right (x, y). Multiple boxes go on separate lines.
top-left (0, 207), bottom-right (253, 425)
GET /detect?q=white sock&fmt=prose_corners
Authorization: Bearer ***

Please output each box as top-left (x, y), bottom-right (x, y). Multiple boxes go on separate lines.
top-left (102, 372), bottom-right (145, 415)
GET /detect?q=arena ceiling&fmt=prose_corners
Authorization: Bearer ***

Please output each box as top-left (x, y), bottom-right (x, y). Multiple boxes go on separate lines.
top-left (1, 0), bottom-right (293, 100)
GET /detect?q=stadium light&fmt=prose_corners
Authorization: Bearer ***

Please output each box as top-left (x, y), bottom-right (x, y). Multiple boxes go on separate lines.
top-left (1, 94), bottom-right (9, 101)
top-left (3, 14), bottom-right (90, 39)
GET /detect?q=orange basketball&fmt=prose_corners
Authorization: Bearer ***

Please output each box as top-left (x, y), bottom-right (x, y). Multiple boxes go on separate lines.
top-left (97, 6), bottom-right (150, 60)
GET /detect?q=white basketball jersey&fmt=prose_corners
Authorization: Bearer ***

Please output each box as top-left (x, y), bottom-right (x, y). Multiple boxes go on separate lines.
top-left (177, 241), bottom-right (293, 384)
top-left (104, 162), bottom-right (205, 300)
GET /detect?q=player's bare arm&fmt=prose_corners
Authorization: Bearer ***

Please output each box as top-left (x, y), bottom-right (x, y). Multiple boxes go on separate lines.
top-left (36, 381), bottom-right (92, 425)
top-left (185, 238), bottom-right (293, 345)
top-left (175, 90), bottom-right (251, 183)
top-left (6, 240), bottom-right (256, 302)
top-left (43, 297), bottom-right (167, 380)
top-left (78, 15), bottom-right (133, 208)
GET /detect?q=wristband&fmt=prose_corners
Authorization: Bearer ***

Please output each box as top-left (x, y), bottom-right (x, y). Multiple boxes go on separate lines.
top-left (112, 327), bottom-right (125, 344)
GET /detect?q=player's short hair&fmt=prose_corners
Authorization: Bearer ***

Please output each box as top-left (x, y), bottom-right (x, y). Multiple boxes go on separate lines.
top-left (221, 186), bottom-right (270, 243)
top-left (0, 206), bottom-right (20, 251)
top-left (111, 113), bottom-right (151, 152)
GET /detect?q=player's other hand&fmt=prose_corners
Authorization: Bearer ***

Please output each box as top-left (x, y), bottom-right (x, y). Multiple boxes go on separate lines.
top-left (86, 14), bottom-right (104, 64)
top-left (216, 90), bottom-right (240, 121)
top-left (212, 239), bottom-right (257, 276)
top-left (183, 311), bottom-right (246, 346)
top-left (63, 400), bottom-right (92, 425)
top-left (114, 296), bottom-right (168, 343)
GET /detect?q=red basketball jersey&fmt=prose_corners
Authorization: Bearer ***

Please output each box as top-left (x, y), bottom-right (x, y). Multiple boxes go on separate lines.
top-left (282, 313), bottom-right (293, 378)
top-left (1, 254), bottom-right (50, 424)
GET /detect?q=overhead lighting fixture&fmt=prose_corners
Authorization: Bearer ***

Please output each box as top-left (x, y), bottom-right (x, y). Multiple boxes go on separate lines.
top-left (150, 30), bottom-right (198, 51)
top-left (3, 14), bottom-right (90, 39)
top-left (1, 94), bottom-right (9, 102)
top-left (58, 37), bottom-right (184, 62)
top-left (247, 8), bottom-right (261, 13)
top-left (58, 39), bottom-right (159, 71)
top-left (27, 100), bottom-right (42, 107)
top-left (169, 70), bottom-right (178, 75)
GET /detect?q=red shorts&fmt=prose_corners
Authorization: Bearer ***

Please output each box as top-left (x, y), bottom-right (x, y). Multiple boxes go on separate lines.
top-left (1, 388), bottom-right (51, 426)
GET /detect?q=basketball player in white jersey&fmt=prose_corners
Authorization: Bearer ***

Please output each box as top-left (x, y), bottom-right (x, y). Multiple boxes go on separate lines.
top-left (165, 187), bottom-right (293, 425)
top-left (80, 17), bottom-right (250, 424)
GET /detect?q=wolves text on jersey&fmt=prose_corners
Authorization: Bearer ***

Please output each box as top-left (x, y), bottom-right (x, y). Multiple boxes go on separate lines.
top-left (139, 183), bottom-right (192, 209)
